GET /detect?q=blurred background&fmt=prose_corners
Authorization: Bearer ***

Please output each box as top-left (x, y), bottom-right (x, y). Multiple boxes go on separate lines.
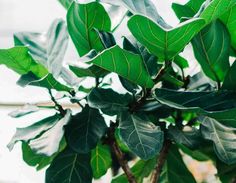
top-left (0, 0), bottom-right (217, 182)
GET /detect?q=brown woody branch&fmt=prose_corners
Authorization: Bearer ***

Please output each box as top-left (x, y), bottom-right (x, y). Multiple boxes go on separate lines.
top-left (108, 123), bottom-right (137, 183)
top-left (152, 140), bottom-right (172, 183)
top-left (48, 89), bottom-right (66, 116)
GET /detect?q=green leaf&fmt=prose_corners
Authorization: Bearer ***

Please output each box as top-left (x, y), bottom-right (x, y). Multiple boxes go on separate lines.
top-left (172, 0), bottom-right (205, 19)
top-left (95, 29), bottom-right (116, 49)
top-left (7, 113), bottom-right (62, 151)
top-left (90, 45), bottom-right (154, 88)
top-left (119, 111), bottom-right (164, 160)
top-left (88, 88), bottom-right (133, 115)
top-left (112, 158), bottom-right (155, 183)
top-left (65, 105), bottom-right (107, 153)
top-left (17, 72), bottom-right (72, 92)
top-left (91, 143), bottom-right (112, 179)
top-left (14, 19), bottom-right (68, 77)
top-left (8, 104), bottom-right (39, 118)
top-left (46, 147), bottom-right (92, 183)
top-left (58, 0), bottom-right (73, 9)
top-left (0, 47), bottom-right (47, 77)
top-left (191, 20), bottom-right (230, 82)
top-left (200, 116), bottom-right (236, 165)
top-left (100, 0), bottom-right (168, 27)
top-left (173, 55), bottom-right (189, 69)
top-left (67, 2), bottom-right (111, 57)
top-left (200, 0), bottom-right (236, 24)
top-left (168, 126), bottom-right (202, 149)
top-left (160, 145), bottom-right (196, 183)
top-left (221, 6), bottom-right (236, 49)
top-left (222, 60), bottom-right (236, 90)
top-left (216, 160), bottom-right (236, 183)
top-left (128, 15), bottom-right (205, 61)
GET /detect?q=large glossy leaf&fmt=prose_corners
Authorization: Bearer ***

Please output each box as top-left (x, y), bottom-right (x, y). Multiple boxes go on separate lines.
top-left (216, 160), bottom-right (236, 183)
top-left (160, 145), bottom-right (196, 183)
top-left (91, 143), bottom-right (112, 179)
top-left (67, 2), bottom-right (111, 57)
top-left (14, 19), bottom-right (68, 77)
top-left (168, 126), bottom-right (202, 149)
top-left (128, 15), bottom-right (205, 61)
top-left (65, 105), bottom-right (107, 153)
top-left (222, 61), bottom-right (236, 90)
top-left (88, 88), bottom-right (133, 115)
top-left (112, 158), bottom-right (155, 183)
top-left (200, 116), bottom-right (236, 164)
top-left (119, 111), bottom-right (164, 160)
top-left (200, 0), bottom-right (236, 24)
top-left (28, 111), bottom-right (71, 156)
top-left (172, 0), bottom-right (205, 19)
top-left (89, 45), bottom-right (154, 88)
top-left (17, 72), bottom-right (72, 92)
top-left (100, 0), bottom-right (168, 27)
top-left (0, 47), bottom-right (47, 77)
top-left (7, 113), bottom-right (61, 151)
top-left (191, 20), bottom-right (230, 82)
top-left (46, 147), bottom-right (92, 183)
top-left (221, 6), bottom-right (236, 49)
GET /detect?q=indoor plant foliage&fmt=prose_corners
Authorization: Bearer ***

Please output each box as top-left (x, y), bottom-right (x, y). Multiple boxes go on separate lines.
top-left (1, 0), bottom-right (236, 182)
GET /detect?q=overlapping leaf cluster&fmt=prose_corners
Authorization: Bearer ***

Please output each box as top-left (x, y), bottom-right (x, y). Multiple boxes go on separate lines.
top-left (1, 0), bottom-right (236, 182)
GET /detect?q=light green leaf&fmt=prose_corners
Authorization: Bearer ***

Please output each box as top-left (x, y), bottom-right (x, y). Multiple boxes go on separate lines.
top-left (112, 158), bottom-right (155, 183)
top-left (46, 147), bottom-right (92, 183)
top-left (7, 113), bottom-right (62, 151)
top-left (222, 61), bottom-right (236, 90)
top-left (100, 0), bottom-right (168, 27)
top-left (89, 45), bottom-right (154, 88)
top-left (88, 88), bottom-right (133, 115)
top-left (119, 111), bottom-right (164, 160)
top-left (91, 143), bottom-right (112, 179)
top-left (200, 116), bottom-right (236, 164)
top-left (0, 47), bottom-right (47, 77)
top-left (221, 5), bottom-right (236, 49)
top-left (160, 145), bottom-right (196, 183)
top-left (128, 15), bottom-right (205, 61)
top-left (173, 55), bottom-right (189, 69)
top-left (8, 104), bottom-right (39, 118)
top-left (65, 105), bottom-right (107, 153)
top-left (191, 20), bottom-right (230, 82)
top-left (14, 19), bottom-right (69, 77)
top-left (17, 72), bottom-right (72, 92)
top-left (58, 0), bottom-right (73, 9)
top-left (200, 0), bottom-right (236, 24)
top-left (67, 1), bottom-right (111, 57)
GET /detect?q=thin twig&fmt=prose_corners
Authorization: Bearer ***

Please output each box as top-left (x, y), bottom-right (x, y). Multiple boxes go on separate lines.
top-left (108, 123), bottom-right (137, 183)
top-left (152, 140), bottom-right (172, 183)
top-left (48, 89), bottom-right (66, 116)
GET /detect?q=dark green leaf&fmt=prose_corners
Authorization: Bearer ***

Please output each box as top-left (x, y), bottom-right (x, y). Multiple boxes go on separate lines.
top-left (46, 147), bottom-right (92, 183)
top-left (128, 15), bottom-right (205, 61)
top-left (88, 88), bottom-right (133, 115)
top-left (17, 72), bottom-right (72, 92)
top-left (67, 2), bottom-right (111, 57)
top-left (200, 116), bottom-right (236, 165)
top-left (119, 111), bottom-right (164, 159)
top-left (160, 145), bottom-right (196, 183)
top-left (89, 45), bottom-right (154, 88)
top-left (95, 29), bottom-right (116, 49)
top-left (173, 55), bottom-right (189, 69)
top-left (65, 105), bottom-right (107, 153)
top-left (191, 20), bottom-right (230, 82)
top-left (222, 61), bottom-right (236, 90)
top-left (112, 158), bottom-right (155, 183)
top-left (91, 143), bottom-right (112, 179)
top-left (14, 19), bottom-right (68, 77)
top-left (216, 160), bottom-right (236, 183)
top-left (0, 47), bottom-right (47, 77)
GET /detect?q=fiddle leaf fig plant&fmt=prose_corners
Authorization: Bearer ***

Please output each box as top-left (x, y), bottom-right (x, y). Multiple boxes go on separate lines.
top-left (1, 0), bottom-right (236, 182)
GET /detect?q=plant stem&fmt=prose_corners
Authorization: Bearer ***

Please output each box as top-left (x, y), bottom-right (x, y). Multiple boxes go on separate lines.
top-left (152, 140), bottom-right (172, 183)
top-left (48, 89), bottom-right (66, 116)
top-left (108, 123), bottom-right (137, 183)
